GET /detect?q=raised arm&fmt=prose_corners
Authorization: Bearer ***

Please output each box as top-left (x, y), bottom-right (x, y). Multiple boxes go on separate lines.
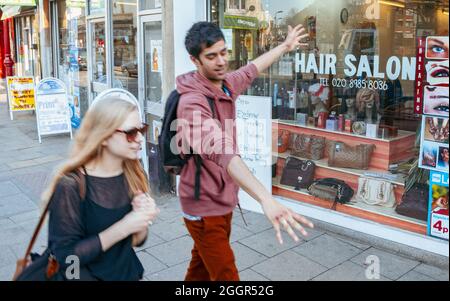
top-left (251, 24), bottom-right (309, 74)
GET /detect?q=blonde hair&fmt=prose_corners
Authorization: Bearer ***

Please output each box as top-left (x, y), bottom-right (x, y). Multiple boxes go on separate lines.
top-left (42, 97), bottom-right (149, 206)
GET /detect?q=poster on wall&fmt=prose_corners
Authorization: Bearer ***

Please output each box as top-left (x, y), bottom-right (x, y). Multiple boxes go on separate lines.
top-left (419, 116), bottom-right (449, 172)
top-left (428, 171), bottom-right (449, 241)
top-left (6, 76), bottom-right (36, 120)
top-left (418, 36), bottom-right (449, 172)
top-left (150, 40), bottom-right (162, 73)
top-left (236, 96), bottom-right (272, 212)
top-left (35, 78), bottom-right (73, 144)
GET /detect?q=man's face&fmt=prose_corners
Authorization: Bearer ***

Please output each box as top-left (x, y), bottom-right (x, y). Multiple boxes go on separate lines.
top-left (191, 39), bottom-right (229, 81)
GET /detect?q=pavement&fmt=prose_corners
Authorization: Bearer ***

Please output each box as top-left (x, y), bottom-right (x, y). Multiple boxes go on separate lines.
top-left (0, 81), bottom-right (448, 281)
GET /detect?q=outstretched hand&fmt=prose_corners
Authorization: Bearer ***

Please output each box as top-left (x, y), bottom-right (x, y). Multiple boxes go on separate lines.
top-left (262, 199), bottom-right (314, 244)
top-left (282, 24), bottom-right (309, 52)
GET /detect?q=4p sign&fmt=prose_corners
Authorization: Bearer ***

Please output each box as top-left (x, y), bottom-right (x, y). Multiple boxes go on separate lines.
top-left (428, 171), bottom-right (449, 241)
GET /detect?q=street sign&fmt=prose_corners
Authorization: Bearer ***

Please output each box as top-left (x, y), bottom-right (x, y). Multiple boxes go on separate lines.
top-left (6, 76), bottom-right (35, 120)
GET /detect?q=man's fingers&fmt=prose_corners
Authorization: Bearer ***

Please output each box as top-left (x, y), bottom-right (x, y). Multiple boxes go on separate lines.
top-left (292, 212), bottom-right (314, 229)
top-left (280, 217), bottom-right (300, 242)
top-left (273, 220), bottom-right (283, 245)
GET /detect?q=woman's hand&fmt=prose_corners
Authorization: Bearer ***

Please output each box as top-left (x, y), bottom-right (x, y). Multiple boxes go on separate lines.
top-left (132, 191), bottom-right (159, 224)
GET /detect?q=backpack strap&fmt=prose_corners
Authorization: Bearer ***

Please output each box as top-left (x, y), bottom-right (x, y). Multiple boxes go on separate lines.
top-left (192, 96), bottom-right (215, 201)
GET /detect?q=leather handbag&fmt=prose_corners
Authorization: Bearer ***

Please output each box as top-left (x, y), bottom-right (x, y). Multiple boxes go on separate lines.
top-left (280, 157), bottom-right (316, 190)
top-left (395, 183), bottom-right (429, 221)
top-left (356, 176), bottom-right (396, 208)
top-left (290, 133), bottom-right (326, 160)
top-left (277, 130), bottom-right (290, 153)
top-left (12, 200), bottom-right (60, 281)
top-left (12, 170), bottom-right (87, 281)
top-left (328, 141), bottom-right (375, 170)
top-left (308, 178), bottom-right (354, 210)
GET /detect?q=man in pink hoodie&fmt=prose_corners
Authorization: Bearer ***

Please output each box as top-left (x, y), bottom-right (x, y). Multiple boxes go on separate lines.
top-left (176, 22), bottom-right (314, 281)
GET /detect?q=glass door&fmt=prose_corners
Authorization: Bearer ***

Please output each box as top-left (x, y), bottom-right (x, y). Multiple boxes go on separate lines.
top-left (139, 14), bottom-right (163, 113)
top-left (87, 18), bottom-right (107, 102)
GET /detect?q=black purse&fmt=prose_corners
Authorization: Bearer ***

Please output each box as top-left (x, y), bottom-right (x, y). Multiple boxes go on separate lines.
top-left (280, 157), bottom-right (316, 190)
top-left (308, 178), bottom-right (354, 210)
top-left (395, 183), bottom-right (429, 221)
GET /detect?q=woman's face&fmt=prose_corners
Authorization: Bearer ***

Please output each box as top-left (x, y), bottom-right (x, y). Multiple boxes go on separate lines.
top-left (103, 110), bottom-right (144, 161)
top-left (426, 60), bottom-right (449, 86)
top-left (423, 86), bottom-right (449, 116)
top-left (426, 37), bottom-right (449, 59)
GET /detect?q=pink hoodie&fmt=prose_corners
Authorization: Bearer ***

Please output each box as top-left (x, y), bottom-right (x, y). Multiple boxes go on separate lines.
top-left (176, 63), bottom-right (259, 217)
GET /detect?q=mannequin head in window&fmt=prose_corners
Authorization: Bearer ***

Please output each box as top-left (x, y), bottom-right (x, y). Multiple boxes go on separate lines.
top-left (185, 22), bottom-right (228, 84)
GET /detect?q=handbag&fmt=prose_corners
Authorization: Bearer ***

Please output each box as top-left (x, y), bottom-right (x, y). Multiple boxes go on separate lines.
top-left (290, 133), bottom-right (326, 160)
top-left (395, 183), bottom-right (429, 221)
top-left (277, 130), bottom-right (290, 153)
top-left (308, 178), bottom-right (354, 210)
top-left (280, 157), bottom-right (316, 190)
top-left (356, 177), bottom-right (396, 208)
top-left (328, 141), bottom-right (375, 170)
top-left (13, 169), bottom-right (86, 281)
top-left (12, 199), bottom-right (60, 281)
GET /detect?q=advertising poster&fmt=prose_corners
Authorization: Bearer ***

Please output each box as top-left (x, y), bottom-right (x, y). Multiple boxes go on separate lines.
top-left (419, 116), bottom-right (449, 172)
top-left (236, 96), bottom-right (272, 212)
top-left (414, 37), bottom-right (426, 114)
top-left (428, 171), bottom-right (449, 241)
top-left (35, 78), bottom-right (72, 143)
top-left (150, 40), bottom-right (162, 73)
top-left (419, 36), bottom-right (449, 172)
top-left (6, 77), bottom-right (36, 119)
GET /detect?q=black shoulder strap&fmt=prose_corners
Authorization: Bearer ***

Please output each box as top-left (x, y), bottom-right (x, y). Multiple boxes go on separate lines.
top-left (206, 97), bottom-right (216, 119)
top-left (192, 97), bottom-right (216, 201)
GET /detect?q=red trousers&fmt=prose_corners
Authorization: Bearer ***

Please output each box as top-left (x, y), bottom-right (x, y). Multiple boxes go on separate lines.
top-left (183, 212), bottom-right (239, 281)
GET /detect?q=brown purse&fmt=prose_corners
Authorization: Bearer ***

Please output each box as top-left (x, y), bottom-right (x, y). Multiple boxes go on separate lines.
top-left (290, 133), bottom-right (326, 160)
top-left (12, 200), bottom-right (60, 281)
top-left (277, 130), bottom-right (290, 153)
top-left (13, 170), bottom-right (86, 281)
top-left (328, 141), bottom-right (375, 170)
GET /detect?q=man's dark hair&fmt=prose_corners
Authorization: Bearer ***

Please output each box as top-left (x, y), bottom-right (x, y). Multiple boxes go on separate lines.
top-left (185, 22), bottom-right (225, 59)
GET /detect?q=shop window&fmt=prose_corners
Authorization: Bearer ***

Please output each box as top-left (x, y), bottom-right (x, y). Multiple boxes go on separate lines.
top-left (89, 0), bottom-right (105, 15)
top-left (56, 0), bottom-right (88, 129)
top-left (209, 0), bottom-right (449, 234)
top-left (139, 0), bottom-right (162, 10)
top-left (112, 0), bottom-right (138, 98)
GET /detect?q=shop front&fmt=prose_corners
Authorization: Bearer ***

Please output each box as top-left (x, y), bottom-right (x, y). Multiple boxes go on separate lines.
top-left (206, 0), bottom-right (449, 255)
top-left (48, 0), bottom-right (170, 193)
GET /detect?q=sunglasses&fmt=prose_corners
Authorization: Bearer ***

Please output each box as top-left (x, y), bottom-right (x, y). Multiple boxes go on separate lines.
top-left (115, 123), bottom-right (149, 142)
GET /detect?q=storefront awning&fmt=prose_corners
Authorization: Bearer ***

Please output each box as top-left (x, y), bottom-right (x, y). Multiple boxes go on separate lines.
top-left (0, 5), bottom-right (20, 20)
top-left (224, 15), bottom-right (259, 30)
top-left (0, 0), bottom-right (36, 6)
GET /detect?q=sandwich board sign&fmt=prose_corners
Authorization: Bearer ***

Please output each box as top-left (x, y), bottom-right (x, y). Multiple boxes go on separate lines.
top-left (35, 78), bottom-right (73, 143)
top-left (6, 76), bottom-right (36, 120)
top-left (93, 89), bottom-right (149, 175)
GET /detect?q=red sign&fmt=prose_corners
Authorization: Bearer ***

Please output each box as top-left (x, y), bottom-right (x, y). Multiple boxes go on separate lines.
top-left (414, 37), bottom-right (426, 114)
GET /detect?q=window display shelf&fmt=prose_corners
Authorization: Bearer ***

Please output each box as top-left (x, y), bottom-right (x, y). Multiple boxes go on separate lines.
top-left (276, 120), bottom-right (416, 143)
top-left (274, 121), bottom-right (417, 171)
top-left (273, 151), bottom-right (406, 187)
top-left (272, 177), bottom-right (428, 235)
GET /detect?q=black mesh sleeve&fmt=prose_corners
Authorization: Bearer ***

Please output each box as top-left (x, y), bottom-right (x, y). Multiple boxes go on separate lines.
top-left (48, 176), bottom-right (103, 268)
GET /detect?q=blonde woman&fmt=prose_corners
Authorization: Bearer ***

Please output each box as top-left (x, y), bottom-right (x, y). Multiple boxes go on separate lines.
top-left (21, 97), bottom-right (159, 281)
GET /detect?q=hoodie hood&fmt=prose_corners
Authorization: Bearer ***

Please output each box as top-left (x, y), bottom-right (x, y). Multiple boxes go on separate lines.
top-left (176, 71), bottom-right (231, 101)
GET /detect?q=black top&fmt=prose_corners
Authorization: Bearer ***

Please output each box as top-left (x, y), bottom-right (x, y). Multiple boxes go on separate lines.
top-left (48, 172), bottom-right (145, 281)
